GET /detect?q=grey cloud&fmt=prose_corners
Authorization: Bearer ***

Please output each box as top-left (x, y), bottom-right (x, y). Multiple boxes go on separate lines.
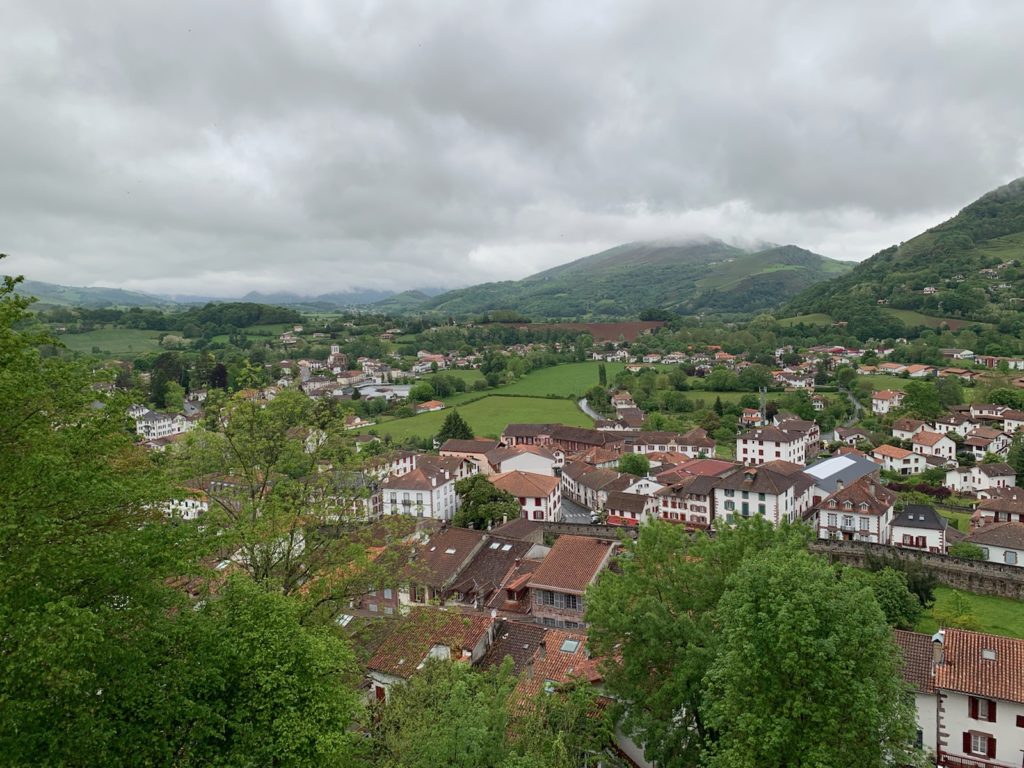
top-left (1, 0), bottom-right (1023, 296)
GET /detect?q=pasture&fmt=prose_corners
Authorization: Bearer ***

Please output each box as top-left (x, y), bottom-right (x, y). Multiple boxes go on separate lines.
top-left (915, 586), bottom-right (1024, 639)
top-left (58, 328), bottom-right (163, 356)
top-left (365, 396), bottom-right (593, 440)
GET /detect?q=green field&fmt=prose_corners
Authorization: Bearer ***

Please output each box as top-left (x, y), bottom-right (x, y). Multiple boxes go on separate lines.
top-left (937, 508), bottom-right (972, 532)
top-left (915, 586), bottom-right (1024, 639)
top-left (858, 374), bottom-right (911, 392)
top-left (498, 362), bottom-right (628, 397)
top-left (425, 369), bottom-right (486, 385)
top-left (58, 328), bottom-right (164, 356)
top-left (365, 396), bottom-right (593, 440)
top-left (778, 313), bottom-right (833, 327)
top-left (881, 308), bottom-right (990, 331)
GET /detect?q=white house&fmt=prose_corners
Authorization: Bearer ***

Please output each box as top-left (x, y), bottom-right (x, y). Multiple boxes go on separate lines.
top-left (893, 631), bottom-right (938, 757)
top-left (872, 444), bottom-right (926, 475)
top-left (485, 445), bottom-right (560, 476)
top-left (134, 409), bottom-right (193, 440)
top-left (735, 426), bottom-right (806, 466)
top-left (871, 389), bottom-right (905, 415)
top-left (892, 418), bottom-right (928, 441)
top-left (814, 476), bottom-right (895, 544)
top-left (910, 430), bottom-right (957, 462)
top-left (379, 464), bottom-right (459, 521)
top-left (490, 471), bottom-right (562, 522)
top-left (944, 463), bottom-right (1017, 495)
top-left (965, 521), bottom-right (1024, 567)
top-left (889, 504), bottom-right (948, 553)
top-left (924, 628), bottom-right (1024, 766)
top-left (655, 474), bottom-right (719, 530)
top-left (964, 427), bottom-right (1011, 460)
top-left (714, 464), bottom-right (812, 526)
top-left (932, 414), bottom-right (974, 437)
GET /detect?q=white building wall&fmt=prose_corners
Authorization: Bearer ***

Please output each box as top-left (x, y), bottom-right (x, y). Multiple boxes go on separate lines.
top-left (938, 690), bottom-right (1024, 765)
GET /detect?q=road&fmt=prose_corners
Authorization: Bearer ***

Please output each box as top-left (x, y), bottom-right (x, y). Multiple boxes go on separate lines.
top-left (839, 386), bottom-right (864, 427)
top-left (560, 496), bottom-right (597, 524)
top-left (577, 397), bottom-right (603, 421)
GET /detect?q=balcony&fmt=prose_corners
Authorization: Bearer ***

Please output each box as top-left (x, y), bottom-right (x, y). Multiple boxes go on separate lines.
top-left (939, 754), bottom-right (1018, 768)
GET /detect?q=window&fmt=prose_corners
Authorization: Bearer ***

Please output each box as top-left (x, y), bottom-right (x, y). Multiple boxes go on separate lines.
top-left (859, 517), bottom-right (870, 531)
top-left (564, 594), bottom-right (580, 611)
top-left (981, 547), bottom-right (990, 560)
top-left (967, 732), bottom-right (994, 757)
top-left (560, 639), bottom-right (580, 653)
top-left (842, 515), bottom-right (854, 529)
top-left (542, 591), bottom-right (555, 606)
top-left (383, 588), bottom-right (392, 599)
top-left (827, 513), bottom-right (837, 527)
top-left (970, 697), bottom-right (996, 722)
top-left (1006, 550), bottom-right (1018, 565)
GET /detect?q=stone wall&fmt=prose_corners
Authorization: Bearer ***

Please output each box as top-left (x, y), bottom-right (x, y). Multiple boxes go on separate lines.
top-left (809, 540), bottom-right (1024, 600)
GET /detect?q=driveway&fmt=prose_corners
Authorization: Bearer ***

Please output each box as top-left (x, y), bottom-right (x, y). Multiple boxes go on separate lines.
top-left (560, 496), bottom-right (597, 524)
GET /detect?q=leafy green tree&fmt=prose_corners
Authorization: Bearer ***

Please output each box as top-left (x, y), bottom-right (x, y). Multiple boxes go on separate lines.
top-left (933, 590), bottom-right (981, 630)
top-left (436, 409), bottom-right (474, 442)
top-left (900, 380), bottom-right (943, 419)
top-left (164, 381), bottom-right (186, 410)
top-left (934, 376), bottom-right (964, 408)
top-left (617, 452), bottom-right (650, 477)
top-left (713, 395), bottom-right (724, 416)
top-left (586, 518), bottom-right (811, 767)
top-left (737, 364), bottom-right (771, 391)
top-left (453, 474), bottom-right (522, 529)
top-left (703, 549), bottom-right (924, 768)
top-left (408, 382), bottom-right (434, 403)
top-left (704, 367), bottom-right (740, 391)
top-left (510, 680), bottom-right (616, 768)
top-left (1006, 432), bottom-right (1024, 483)
top-left (598, 363), bottom-right (607, 387)
top-left (840, 566), bottom-right (922, 629)
top-left (948, 541), bottom-right (986, 561)
top-left (835, 365), bottom-right (858, 390)
top-left (372, 659), bottom-right (514, 768)
top-left (864, 550), bottom-right (937, 609)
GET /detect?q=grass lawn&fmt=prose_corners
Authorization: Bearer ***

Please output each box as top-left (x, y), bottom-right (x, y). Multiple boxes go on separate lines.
top-left (364, 396), bottom-right (592, 440)
top-left (243, 323), bottom-right (294, 335)
top-left (915, 586), bottom-right (1024, 639)
top-left (777, 313), bottom-right (833, 327)
top-left (687, 390), bottom-right (756, 406)
top-left (936, 508), bottom-right (972, 533)
top-left (858, 374), bottom-right (911, 392)
top-left (498, 362), bottom-right (629, 397)
top-left (58, 328), bottom-right (163, 356)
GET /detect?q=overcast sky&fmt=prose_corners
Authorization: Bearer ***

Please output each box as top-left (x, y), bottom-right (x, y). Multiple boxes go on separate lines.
top-left (2, 1), bottom-right (1023, 297)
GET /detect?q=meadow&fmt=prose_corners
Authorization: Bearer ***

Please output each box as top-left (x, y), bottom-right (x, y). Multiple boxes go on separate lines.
top-left (58, 328), bottom-right (164, 356)
top-left (777, 313), bottom-right (833, 327)
top-left (364, 395), bottom-right (592, 440)
top-left (915, 585), bottom-right (1024, 639)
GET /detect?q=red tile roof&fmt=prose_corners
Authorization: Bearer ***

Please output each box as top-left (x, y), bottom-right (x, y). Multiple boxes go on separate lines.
top-left (490, 470), bottom-right (560, 499)
top-left (935, 628), bottom-right (1024, 704)
top-left (893, 630), bottom-right (935, 694)
top-left (367, 608), bottom-right (494, 678)
top-left (528, 535), bottom-right (615, 594)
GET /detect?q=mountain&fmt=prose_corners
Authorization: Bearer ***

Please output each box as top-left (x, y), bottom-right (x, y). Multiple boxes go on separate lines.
top-left (411, 238), bottom-right (852, 318)
top-left (786, 177), bottom-right (1024, 324)
top-left (17, 280), bottom-right (175, 308)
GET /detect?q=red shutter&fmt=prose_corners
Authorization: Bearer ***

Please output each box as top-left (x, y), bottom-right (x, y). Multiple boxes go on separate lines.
top-left (1017, 714), bottom-right (1024, 727)
top-left (988, 700), bottom-right (997, 722)
top-left (969, 696), bottom-right (978, 719)
top-left (963, 732), bottom-right (972, 753)
top-left (987, 736), bottom-right (996, 758)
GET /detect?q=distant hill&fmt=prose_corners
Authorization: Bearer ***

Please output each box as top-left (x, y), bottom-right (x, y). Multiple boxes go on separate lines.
top-left (410, 238), bottom-right (852, 318)
top-left (17, 280), bottom-right (174, 308)
top-left (786, 176), bottom-right (1024, 325)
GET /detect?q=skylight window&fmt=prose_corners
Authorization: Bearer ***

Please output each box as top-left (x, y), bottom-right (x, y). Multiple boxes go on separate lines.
top-left (560, 639), bottom-right (580, 653)
top-left (444, 548), bottom-right (457, 554)
top-left (501, 544), bottom-right (512, 551)
top-left (335, 614), bottom-right (354, 627)
top-left (982, 648), bottom-right (997, 661)
top-left (489, 542), bottom-right (500, 549)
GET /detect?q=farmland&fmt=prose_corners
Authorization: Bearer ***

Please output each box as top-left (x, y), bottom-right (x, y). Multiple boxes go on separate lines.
top-left (364, 396), bottom-right (592, 440)
top-left (777, 313), bottom-right (833, 327)
top-left (880, 308), bottom-right (990, 331)
top-left (58, 328), bottom-right (164, 356)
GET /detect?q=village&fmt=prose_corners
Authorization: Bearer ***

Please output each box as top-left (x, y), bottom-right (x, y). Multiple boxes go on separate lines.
top-left (124, 321), bottom-right (1024, 768)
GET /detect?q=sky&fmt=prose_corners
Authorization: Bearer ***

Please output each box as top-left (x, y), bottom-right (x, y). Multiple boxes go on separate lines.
top-left (2, 1), bottom-right (1024, 298)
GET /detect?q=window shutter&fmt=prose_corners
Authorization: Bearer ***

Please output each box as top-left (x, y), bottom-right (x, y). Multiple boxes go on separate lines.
top-left (988, 700), bottom-right (996, 723)
top-left (969, 697), bottom-right (978, 719)
top-left (962, 732), bottom-right (972, 753)
top-left (986, 736), bottom-right (996, 758)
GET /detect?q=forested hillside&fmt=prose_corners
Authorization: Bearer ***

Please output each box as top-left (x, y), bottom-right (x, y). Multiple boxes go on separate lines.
top-left (409, 239), bottom-right (851, 318)
top-left (787, 177), bottom-right (1024, 326)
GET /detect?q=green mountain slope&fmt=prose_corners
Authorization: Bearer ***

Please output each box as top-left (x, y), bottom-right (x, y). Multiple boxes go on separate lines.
top-left (417, 239), bottom-right (851, 318)
top-left (18, 280), bottom-right (174, 308)
top-left (786, 177), bottom-right (1024, 325)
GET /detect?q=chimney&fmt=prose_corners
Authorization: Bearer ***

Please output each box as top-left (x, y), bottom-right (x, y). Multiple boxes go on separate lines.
top-left (538, 640), bottom-right (547, 660)
top-left (931, 630), bottom-right (945, 670)
top-left (836, 479), bottom-right (844, 491)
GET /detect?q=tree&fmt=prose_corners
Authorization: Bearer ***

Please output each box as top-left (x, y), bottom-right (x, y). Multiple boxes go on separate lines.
top-left (900, 380), bottom-right (943, 419)
top-left (408, 382), bottom-right (434, 403)
top-left (713, 395), bottom-right (724, 416)
top-left (840, 566), bottom-right (922, 629)
top-left (617, 452), bottom-right (650, 477)
top-left (703, 549), bottom-right (924, 768)
top-left (453, 474), bottom-right (522, 529)
top-left (209, 361), bottom-right (228, 390)
top-left (934, 376), bottom-right (964, 408)
top-left (372, 660), bottom-right (514, 768)
top-left (864, 550), bottom-right (937, 609)
top-left (1006, 432), bottom-right (1024, 483)
top-left (598, 363), bottom-right (607, 387)
top-left (933, 590), bottom-right (981, 631)
top-left (948, 541), bottom-right (986, 561)
top-left (436, 409), bottom-right (473, 442)
top-left (586, 518), bottom-right (811, 767)
top-left (737, 364), bottom-right (771, 391)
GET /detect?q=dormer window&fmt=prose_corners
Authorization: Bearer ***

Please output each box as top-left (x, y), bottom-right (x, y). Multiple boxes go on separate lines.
top-left (843, 501), bottom-right (853, 509)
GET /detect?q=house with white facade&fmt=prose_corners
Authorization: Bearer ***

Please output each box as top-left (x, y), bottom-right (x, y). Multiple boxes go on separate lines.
top-left (910, 430), bottom-right (957, 462)
top-left (814, 476), bottom-right (895, 544)
top-left (924, 628), bottom-right (1024, 766)
top-left (965, 521), bottom-right (1024, 567)
top-left (872, 444), bottom-right (926, 475)
top-left (945, 463), bottom-right (1017, 495)
top-left (379, 462), bottom-right (460, 521)
top-left (871, 389), bottom-right (905, 415)
top-left (892, 418), bottom-right (928, 441)
top-left (655, 474), bottom-right (719, 530)
top-left (714, 464), bottom-right (813, 526)
top-left (736, 426), bottom-right (806, 466)
top-left (490, 471), bottom-right (562, 522)
top-left (134, 409), bottom-right (194, 440)
top-left (964, 427), bottom-right (1011, 460)
top-left (889, 504), bottom-right (948, 553)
